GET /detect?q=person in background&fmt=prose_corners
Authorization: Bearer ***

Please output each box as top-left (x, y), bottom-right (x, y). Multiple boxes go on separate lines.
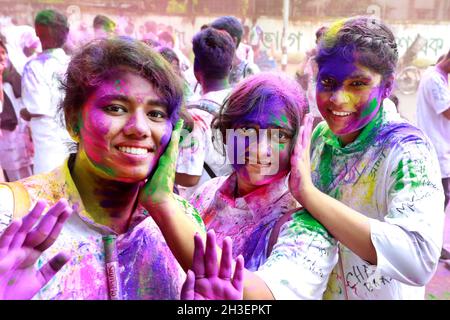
top-left (416, 49), bottom-right (450, 263)
top-left (210, 16), bottom-right (260, 87)
top-left (21, 9), bottom-right (73, 174)
top-left (93, 14), bottom-right (116, 39)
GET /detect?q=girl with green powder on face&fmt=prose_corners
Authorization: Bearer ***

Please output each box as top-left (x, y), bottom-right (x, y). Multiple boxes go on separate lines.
top-left (288, 16), bottom-right (445, 299)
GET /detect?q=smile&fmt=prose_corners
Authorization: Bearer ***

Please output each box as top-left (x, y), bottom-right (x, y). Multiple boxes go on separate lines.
top-left (117, 146), bottom-right (149, 155)
top-left (330, 110), bottom-right (354, 117)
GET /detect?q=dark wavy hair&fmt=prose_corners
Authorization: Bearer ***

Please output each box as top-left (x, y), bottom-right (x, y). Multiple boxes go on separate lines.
top-left (210, 16), bottom-right (243, 48)
top-left (192, 27), bottom-right (235, 80)
top-left (316, 16), bottom-right (399, 80)
top-left (35, 9), bottom-right (69, 48)
top-left (212, 72), bottom-right (308, 154)
top-left (61, 37), bottom-right (184, 140)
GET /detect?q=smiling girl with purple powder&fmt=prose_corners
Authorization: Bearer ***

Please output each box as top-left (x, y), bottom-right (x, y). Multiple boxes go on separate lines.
top-left (289, 16), bottom-right (445, 299)
top-left (188, 72), bottom-right (338, 299)
top-left (0, 37), bottom-right (205, 299)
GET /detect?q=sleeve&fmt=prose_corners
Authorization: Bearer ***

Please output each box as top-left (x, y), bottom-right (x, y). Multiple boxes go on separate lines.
top-left (176, 110), bottom-right (207, 176)
top-left (0, 184), bottom-right (15, 234)
top-left (174, 194), bottom-right (206, 232)
top-left (21, 61), bottom-right (52, 116)
top-left (255, 210), bottom-right (338, 299)
top-left (370, 135), bottom-right (445, 286)
top-left (427, 74), bottom-right (450, 114)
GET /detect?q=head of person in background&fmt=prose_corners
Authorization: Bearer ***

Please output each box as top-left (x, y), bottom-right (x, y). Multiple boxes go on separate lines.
top-left (212, 73), bottom-right (308, 193)
top-left (192, 27), bottom-right (235, 93)
top-left (158, 31), bottom-right (175, 49)
top-left (156, 46), bottom-right (181, 76)
top-left (315, 16), bottom-right (398, 145)
top-left (0, 33), bottom-right (7, 74)
top-left (210, 16), bottom-right (243, 50)
top-left (34, 9), bottom-right (69, 51)
top-left (93, 14), bottom-right (116, 39)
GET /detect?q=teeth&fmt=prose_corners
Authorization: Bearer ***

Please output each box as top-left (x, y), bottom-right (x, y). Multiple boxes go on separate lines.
top-left (331, 110), bottom-right (353, 117)
top-left (118, 146), bottom-right (148, 155)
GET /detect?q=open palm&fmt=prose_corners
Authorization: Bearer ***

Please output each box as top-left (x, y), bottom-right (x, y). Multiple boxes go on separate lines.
top-left (0, 199), bottom-right (72, 300)
top-left (181, 230), bottom-right (244, 300)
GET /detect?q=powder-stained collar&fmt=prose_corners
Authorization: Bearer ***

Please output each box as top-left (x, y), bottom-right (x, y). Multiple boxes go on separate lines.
top-left (215, 172), bottom-right (292, 220)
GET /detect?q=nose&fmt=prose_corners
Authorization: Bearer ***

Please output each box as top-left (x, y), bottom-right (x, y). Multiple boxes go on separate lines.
top-left (122, 110), bottom-right (150, 138)
top-left (257, 130), bottom-right (272, 164)
top-left (330, 89), bottom-right (350, 105)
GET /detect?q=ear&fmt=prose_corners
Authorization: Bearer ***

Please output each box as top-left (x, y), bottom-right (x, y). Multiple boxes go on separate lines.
top-left (381, 75), bottom-right (395, 99)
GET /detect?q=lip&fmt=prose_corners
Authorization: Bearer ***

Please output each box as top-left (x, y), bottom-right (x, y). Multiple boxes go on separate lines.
top-left (327, 108), bottom-right (355, 120)
top-left (114, 144), bottom-right (155, 160)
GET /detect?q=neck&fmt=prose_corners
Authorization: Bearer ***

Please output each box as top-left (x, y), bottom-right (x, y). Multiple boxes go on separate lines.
top-left (437, 61), bottom-right (449, 75)
top-left (201, 78), bottom-right (230, 95)
top-left (71, 152), bottom-right (140, 234)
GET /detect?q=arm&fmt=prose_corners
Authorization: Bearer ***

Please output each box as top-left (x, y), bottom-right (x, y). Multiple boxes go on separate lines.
top-left (290, 115), bottom-right (444, 285)
top-left (289, 114), bottom-right (377, 264)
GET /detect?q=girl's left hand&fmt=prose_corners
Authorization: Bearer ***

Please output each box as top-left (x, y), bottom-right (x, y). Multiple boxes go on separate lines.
top-left (139, 119), bottom-right (184, 212)
top-left (289, 113), bottom-right (315, 206)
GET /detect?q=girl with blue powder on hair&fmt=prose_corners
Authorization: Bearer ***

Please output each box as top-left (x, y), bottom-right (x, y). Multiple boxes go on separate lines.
top-left (289, 16), bottom-right (444, 299)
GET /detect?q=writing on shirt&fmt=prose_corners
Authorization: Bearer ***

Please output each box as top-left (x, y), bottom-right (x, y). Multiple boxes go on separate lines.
top-left (345, 264), bottom-right (392, 292)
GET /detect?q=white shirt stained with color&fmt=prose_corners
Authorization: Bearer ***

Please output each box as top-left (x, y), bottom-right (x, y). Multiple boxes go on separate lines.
top-left (311, 106), bottom-right (444, 299)
top-left (21, 48), bottom-right (72, 174)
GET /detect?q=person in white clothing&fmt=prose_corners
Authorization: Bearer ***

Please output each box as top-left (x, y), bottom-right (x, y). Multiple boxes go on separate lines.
top-left (416, 50), bottom-right (450, 261)
top-left (21, 9), bottom-right (72, 174)
top-left (175, 27), bottom-right (235, 199)
top-left (290, 17), bottom-right (444, 299)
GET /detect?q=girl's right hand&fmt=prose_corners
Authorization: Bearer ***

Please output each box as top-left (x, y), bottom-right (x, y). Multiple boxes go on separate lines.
top-left (289, 113), bottom-right (315, 206)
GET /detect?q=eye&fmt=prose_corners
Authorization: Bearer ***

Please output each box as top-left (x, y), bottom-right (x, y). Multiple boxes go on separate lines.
top-left (320, 78), bottom-right (336, 90)
top-left (148, 110), bottom-right (168, 120)
top-left (350, 80), bottom-right (366, 87)
top-left (103, 104), bottom-right (127, 114)
top-left (271, 130), bottom-right (292, 143)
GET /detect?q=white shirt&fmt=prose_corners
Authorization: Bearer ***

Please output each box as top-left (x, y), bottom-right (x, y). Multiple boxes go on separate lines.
top-left (21, 48), bottom-right (72, 174)
top-left (416, 66), bottom-right (450, 178)
top-left (176, 88), bottom-right (233, 199)
top-left (311, 106), bottom-right (444, 299)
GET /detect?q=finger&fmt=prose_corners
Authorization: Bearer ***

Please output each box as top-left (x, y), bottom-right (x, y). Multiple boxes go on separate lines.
top-left (38, 251), bottom-right (71, 285)
top-left (180, 269), bottom-right (195, 300)
top-left (192, 233), bottom-right (205, 278)
top-left (0, 220), bottom-right (22, 258)
top-left (161, 119), bottom-right (184, 162)
top-left (34, 207), bottom-right (72, 252)
top-left (218, 236), bottom-right (233, 280)
top-left (24, 199), bottom-right (71, 248)
top-left (232, 255), bottom-right (245, 294)
top-left (10, 200), bottom-right (47, 249)
top-left (204, 229), bottom-right (218, 278)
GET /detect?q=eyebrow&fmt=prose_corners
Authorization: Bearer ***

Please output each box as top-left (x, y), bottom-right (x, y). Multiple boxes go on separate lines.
top-left (97, 94), bottom-right (167, 107)
top-left (238, 121), bottom-right (294, 132)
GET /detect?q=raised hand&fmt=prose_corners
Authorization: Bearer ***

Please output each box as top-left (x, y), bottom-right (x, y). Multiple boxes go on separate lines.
top-left (289, 113), bottom-right (315, 206)
top-left (139, 119), bottom-right (183, 211)
top-left (181, 230), bottom-right (244, 300)
top-left (0, 199), bottom-right (73, 300)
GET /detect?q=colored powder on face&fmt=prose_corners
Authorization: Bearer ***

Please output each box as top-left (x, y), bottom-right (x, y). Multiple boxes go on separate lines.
top-left (281, 114), bottom-right (288, 125)
top-left (360, 97), bottom-right (379, 119)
